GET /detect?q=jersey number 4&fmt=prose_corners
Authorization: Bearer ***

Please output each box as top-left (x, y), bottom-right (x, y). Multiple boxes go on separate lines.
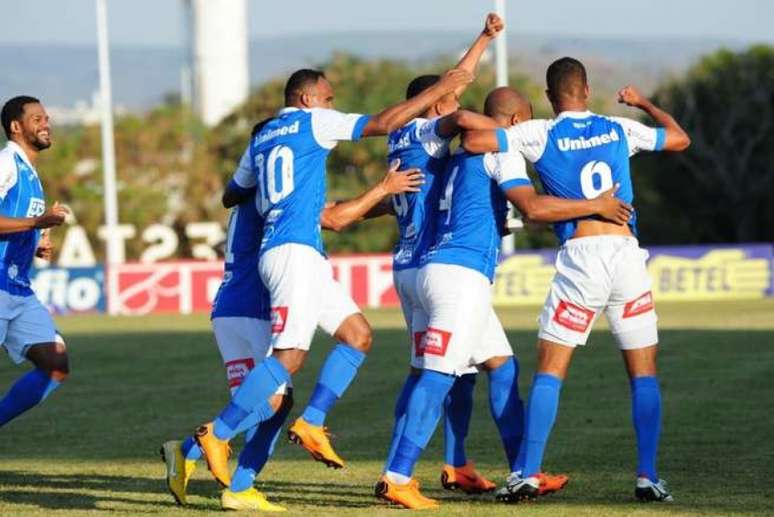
top-left (256, 145), bottom-right (295, 214)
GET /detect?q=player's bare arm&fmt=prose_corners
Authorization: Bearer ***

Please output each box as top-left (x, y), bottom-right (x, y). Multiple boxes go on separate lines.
top-left (321, 160), bottom-right (423, 231)
top-left (460, 128), bottom-right (501, 154)
top-left (360, 68), bottom-right (474, 137)
top-left (222, 184), bottom-right (255, 209)
top-left (617, 85), bottom-right (691, 151)
top-left (436, 110), bottom-right (500, 139)
top-left (0, 201), bottom-right (68, 234)
top-left (452, 13), bottom-right (504, 97)
top-left (505, 184), bottom-right (632, 225)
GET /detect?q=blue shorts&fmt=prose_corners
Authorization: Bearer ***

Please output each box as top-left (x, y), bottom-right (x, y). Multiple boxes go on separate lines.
top-left (0, 290), bottom-right (58, 364)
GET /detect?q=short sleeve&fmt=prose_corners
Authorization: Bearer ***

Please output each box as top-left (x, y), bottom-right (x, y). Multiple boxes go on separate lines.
top-left (611, 117), bottom-right (666, 156)
top-left (310, 108), bottom-right (371, 149)
top-left (483, 152), bottom-right (532, 191)
top-left (0, 150), bottom-right (18, 201)
top-left (499, 120), bottom-right (551, 163)
top-left (416, 118), bottom-right (451, 159)
top-left (231, 145), bottom-right (256, 189)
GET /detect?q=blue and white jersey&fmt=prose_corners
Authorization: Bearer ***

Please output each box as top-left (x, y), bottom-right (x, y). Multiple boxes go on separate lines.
top-left (495, 111), bottom-right (665, 243)
top-left (211, 148), bottom-right (271, 320)
top-left (424, 150), bottom-right (531, 282)
top-left (0, 142), bottom-right (46, 296)
top-left (239, 107), bottom-right (370, 256)
top-left (386, 117), bottom-right (451, 271)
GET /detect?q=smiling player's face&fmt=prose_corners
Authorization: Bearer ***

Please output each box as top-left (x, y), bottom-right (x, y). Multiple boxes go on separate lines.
top-left (15, 102), bottom-right (52, 150)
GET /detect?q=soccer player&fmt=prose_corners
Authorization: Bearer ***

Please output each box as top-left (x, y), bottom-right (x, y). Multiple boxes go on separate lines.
top-left (377, 86), bottom-right (633, 509)
top-left (384, 12), bottom-right (504, 495)
top-left (161, 134), bottom-right (422, 510)
top-left (462, 57), bottom-right (690, 503)
top-left (190, 68), bottom-right (470, 489)
top-left (0, 96), bottom-right (70, 428)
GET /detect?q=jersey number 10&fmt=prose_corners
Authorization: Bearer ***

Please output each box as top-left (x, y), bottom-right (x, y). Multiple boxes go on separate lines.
top-left (256, 145), bottom-right (295, 214)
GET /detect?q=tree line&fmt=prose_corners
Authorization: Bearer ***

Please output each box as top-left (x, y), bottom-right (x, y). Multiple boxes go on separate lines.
top-left (31, 46), bottom-right (774, 261)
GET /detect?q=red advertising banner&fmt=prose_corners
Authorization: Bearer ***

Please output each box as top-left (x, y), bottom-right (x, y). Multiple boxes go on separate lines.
top-left (106, 255), bottom-right (400, 316)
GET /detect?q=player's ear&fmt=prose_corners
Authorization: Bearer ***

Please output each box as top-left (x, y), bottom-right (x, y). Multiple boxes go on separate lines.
top-left (299, 92), bottom-right (313, 108)
top-left (583, 84), bottom-right (590, 100)
top-left (9, 120), bottom-right (21, 136)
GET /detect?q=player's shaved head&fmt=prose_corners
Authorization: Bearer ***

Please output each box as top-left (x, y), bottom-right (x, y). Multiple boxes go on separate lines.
top-left (406, 75), bottom-right (440, 100)
top-left (284, 69), bottom-right (327, 106)
top-left (546, 57), bottom-right (588, 106)
top-left (484, 87), bottom-right (532, 126)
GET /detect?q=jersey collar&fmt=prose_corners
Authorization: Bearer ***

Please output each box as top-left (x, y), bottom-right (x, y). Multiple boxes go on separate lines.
top-left (5, 141), bottom-right (35, 171)
top-left (277, 107), bottom-right (299, 116)
top-left (555, 110), bottom-right (594, 121)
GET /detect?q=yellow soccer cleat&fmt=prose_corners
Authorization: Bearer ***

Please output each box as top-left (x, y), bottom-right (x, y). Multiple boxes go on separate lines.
top-left (221, 487), bottom-right (286, 512)
top-left (160, 440), bottom-right (197, 506)
top-left (194, 422), bottom-right (232, 487)
top-left (287, 417), bottom-right (345, 469)
top-left (375, 475), bottom-right (440, 510)
top-left (440, 462), bottom-right (496, 494)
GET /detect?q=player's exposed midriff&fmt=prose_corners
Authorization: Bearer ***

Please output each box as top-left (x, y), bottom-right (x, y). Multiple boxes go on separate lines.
top-left (573, 219), bottom-right (633, 239)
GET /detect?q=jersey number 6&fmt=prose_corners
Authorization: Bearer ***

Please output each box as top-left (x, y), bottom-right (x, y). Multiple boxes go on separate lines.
top-left (579, 160), bottom-right (613, 199)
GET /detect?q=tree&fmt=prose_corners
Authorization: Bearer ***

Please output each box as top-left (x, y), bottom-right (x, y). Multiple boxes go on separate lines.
top-left (635, 45), bottom-right (774, 244)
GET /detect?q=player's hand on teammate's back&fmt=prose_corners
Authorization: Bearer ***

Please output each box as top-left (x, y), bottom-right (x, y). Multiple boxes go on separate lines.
top-left (380, 160), bottom-right (424, 195)
top-left (617, 85), bottom-right (647, 108)
top-left (439, 69), bottom-right (475, 93)
top-left (34, 201), bottom-right (69, 229)
top-left (593, 184), bottom-right (633, 225)
top-left (483, 13), bottom-right (505, 37)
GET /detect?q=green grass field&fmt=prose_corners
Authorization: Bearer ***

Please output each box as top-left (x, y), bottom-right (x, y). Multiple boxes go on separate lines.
top-left (0, 300), bottom-right (773, 516)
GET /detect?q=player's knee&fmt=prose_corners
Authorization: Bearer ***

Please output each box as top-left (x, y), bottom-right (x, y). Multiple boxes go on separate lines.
top-left (349, 326), bottom-right (372, 353)
top-left (28, 341), bottom-right (70, 381)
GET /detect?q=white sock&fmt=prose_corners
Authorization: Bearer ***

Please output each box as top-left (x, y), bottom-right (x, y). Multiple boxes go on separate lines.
top-left (385, 470), bottom-right (411, 485)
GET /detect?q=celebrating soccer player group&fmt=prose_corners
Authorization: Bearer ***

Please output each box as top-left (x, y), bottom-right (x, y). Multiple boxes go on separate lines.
top-left (0, 10), bottom-right (691, 513)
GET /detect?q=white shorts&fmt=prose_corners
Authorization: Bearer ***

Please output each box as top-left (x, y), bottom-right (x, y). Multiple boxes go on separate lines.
top-left (538, 236), bottom-right (658, 350)
top-left (0, 291), bottom-right (59, 365)
top-left (395, 267), bottom-right (480, 374)
top-left (259, 243), bottom-right (360, 351)
top-left (416, 264), bottom-right (513, 375)
top-left (212, 317), bottom-right (273, 394)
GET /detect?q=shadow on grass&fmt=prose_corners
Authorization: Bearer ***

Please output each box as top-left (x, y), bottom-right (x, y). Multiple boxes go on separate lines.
top-left (0, 471), bottom-right (375, 511)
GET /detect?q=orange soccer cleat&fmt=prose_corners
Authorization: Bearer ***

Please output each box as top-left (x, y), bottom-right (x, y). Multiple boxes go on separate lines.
top-left (535, 472), bottom-right (570, 496)
top-left (375, 476), bottom-right (440, 510)
top-left (440, 462), bottom-right (496, 494)
top-left (194, 422), bottom-right (232, 487)
top-left (287, 417), bottom-right (345, 469)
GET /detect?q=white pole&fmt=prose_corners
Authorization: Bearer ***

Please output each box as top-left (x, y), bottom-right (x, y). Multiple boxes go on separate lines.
top-left (495, 0), bottom-right (516, 255)
top-left (95, 0), bottom-right (120, 269)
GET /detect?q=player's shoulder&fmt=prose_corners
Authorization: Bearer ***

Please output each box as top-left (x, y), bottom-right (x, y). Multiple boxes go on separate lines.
top-left (0, 145), bottom-right (19, 173)
top-left (483, 150), bottom-right (525, 172)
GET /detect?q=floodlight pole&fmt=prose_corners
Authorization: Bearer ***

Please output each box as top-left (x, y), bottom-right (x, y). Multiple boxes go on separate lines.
top-left (96, 0), bottom-right (120, 269)
top-left (495, 0), bottom-right (515, 256)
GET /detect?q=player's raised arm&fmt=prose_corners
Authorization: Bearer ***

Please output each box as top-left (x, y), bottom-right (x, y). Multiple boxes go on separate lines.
top-left (321, 160), bottom-right (424, 232)
top-left (460, 128), bottom-right (502, 154)
top-left (617, 85), bottom-right (691, 152)
top-left (360, 69), bottom-right (474, 137)
top-left (436, 110), bottom-right (500, 138)
top-left (452, 13), bottom-right (504, 98)
top-left (506, 184), bottom-right (632, 225)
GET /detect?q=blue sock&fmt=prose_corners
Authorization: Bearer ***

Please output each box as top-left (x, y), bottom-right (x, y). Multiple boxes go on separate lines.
top-left (523, 373), bottom-right (563, 477)
top-left (488, 358), bottom-right (525, 472)
top-left (444, 373), bottom-right (476, 467)
top-left (231, 394), bottom-right (294, 492)
top-left (301, 344), bottom-right (365, 426)
top-left (384, 373), bottom-right (419, 472)
top-left (181, 436), bottom-right (203, 461)
top-left (213, 357), bottom-right (290, 440)
top-left (388, 370), bottom-right (455, 477)
top-left (0, 369), bottom-right (61, 427)
top-left (631, 376), bottom-right (661, 481)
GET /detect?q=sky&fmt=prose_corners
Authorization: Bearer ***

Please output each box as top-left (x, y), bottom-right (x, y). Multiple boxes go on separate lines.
top-left (1, 0), bottom-right (772, 47)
